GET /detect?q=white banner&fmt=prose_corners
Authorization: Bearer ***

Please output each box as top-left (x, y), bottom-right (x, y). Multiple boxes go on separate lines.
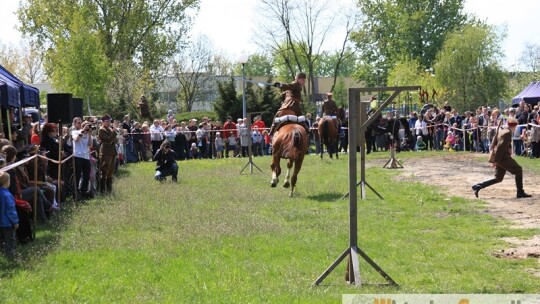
top-left (343, 294), bottom-right (540, 304)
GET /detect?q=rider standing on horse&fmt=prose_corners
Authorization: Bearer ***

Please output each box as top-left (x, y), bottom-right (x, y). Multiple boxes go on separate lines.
top-left (321, 92), bottom-right (341, 131)
top-left (269, 72), bottom-right (308, 134)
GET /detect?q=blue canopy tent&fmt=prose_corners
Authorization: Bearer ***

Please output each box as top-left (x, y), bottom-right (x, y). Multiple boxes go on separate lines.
top-left (512, 81), bottom-right (540, 106)
top-left (21, 83), bottom-right (40, 107)
top-left (0, 71), bottom-right (21, 108)
top-left (0, 64), bottom-right (41, 142)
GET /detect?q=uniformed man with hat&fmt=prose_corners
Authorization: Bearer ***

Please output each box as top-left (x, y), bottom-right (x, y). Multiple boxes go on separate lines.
top-left (321, 92), bottom-right (340, 130)
top-left (98, 114), bottom-right (117, 193)
top-left (472, 117), bottom-right (532, 199)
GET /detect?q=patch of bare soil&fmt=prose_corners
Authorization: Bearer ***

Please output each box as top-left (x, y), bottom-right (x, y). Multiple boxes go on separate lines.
top-left (392, 153), bottom-right (538, 267)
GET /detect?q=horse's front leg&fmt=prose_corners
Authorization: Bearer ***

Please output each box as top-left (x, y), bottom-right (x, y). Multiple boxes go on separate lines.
top-left (283, 159), bottom-right (293, 188)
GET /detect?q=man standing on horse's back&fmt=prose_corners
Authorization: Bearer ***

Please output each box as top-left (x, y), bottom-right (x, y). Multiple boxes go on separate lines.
top-left (269, 72), bottom-right (307, 134)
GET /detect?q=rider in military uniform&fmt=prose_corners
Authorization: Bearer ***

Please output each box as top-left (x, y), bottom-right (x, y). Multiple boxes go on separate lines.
top-left (321, 92), bottom-right (341, 131)
top-left (269, 72), bottom-right (308, 134)
top-left (472, 117), bottom-right (531, 199)
top-left (98, 114), bottom-right (117, 194)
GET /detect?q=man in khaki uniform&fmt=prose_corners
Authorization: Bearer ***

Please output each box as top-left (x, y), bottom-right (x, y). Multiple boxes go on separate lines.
top-left (472, 117), bottom-right (531, 199)
top-left (269, 72), bottom-right (307, 134)
top-left (98, 114), bottom-right (117, 193)
top-left (321, 92), bottom-right (340, 130)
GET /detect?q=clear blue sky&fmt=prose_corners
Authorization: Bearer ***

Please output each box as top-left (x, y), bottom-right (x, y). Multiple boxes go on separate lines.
top-left (2, 0), bottom-right (539, 70)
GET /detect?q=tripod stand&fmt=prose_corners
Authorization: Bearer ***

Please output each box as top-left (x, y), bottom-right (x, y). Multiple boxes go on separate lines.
top-left (383, 134), bottom-right (403, 169)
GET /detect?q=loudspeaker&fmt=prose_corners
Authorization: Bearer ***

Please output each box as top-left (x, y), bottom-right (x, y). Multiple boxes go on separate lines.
top-left (47, 93), bottom-right (73, 123)
top-left (72, 97), bottom-right (83, 119)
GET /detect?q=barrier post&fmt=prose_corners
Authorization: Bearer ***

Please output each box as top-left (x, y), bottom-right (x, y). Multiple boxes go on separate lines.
top-left (57, 125), bottom-right (63, 207)
top-left (33, 154), bottom-right (38, 223)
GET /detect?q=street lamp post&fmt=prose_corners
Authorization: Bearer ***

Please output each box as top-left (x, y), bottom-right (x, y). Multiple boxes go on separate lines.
top-left (238, 54), bottom-right (249, 119)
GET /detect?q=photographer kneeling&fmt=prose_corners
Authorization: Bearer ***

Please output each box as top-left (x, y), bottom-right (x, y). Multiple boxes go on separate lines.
top-left (154, 140), bottom-right (178, 182)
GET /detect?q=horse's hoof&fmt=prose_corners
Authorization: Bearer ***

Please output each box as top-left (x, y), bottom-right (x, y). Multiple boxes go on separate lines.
top-left (289, 191), bottom-right (294, 198)
top-left (283, 181), bottom-right (290, 188)
top-left (271, 181), bottom-right (277, 187)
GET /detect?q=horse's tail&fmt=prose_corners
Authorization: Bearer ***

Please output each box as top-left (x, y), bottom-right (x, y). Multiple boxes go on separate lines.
top-left (321, 119), bottom-right (329, 145)
top-left (293, 129), bottom-right (302, 149)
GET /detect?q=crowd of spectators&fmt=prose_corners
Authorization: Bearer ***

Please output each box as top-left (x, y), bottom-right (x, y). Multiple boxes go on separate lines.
top-left (365, 100), bottom-right (540, 159)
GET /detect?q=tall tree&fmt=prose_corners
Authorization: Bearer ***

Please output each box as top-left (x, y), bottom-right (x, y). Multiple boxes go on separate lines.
top-left (434, 24), bottom-right (506, 111)
top-left (18, 0), bottom-right (198, 71)
top-left (255, 0), bottom-right (357, 102)
top-left (170, 35), bottom-right (214, 112)
top-left (0, 41), bottom-right (46, 83)
top-left (0, 43), bottom-right (19, 74)
top-left (47, 10), bottom-right (110, 114)
top-left (520, 42), bottom-right (540, 73)
top-left (351, 0), bottom-right (467, 86)
top-left (238, 53), bottom-right (275, 77)
top-left (214, 78), bottom-right (240, 121)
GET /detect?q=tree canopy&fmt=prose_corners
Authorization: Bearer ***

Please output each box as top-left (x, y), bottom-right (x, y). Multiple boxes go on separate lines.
top-left (351, 0), bottom-right (467, 86)
top-left (434, 24), bottom-right (506, 111)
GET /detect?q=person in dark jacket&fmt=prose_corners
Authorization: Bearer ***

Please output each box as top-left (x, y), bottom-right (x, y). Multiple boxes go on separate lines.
top-left (154, 140), bottom-right (178, 182)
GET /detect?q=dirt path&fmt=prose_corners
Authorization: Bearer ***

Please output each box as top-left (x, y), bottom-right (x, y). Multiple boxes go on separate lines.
top-left (390, 153), bottom-right (539, 267)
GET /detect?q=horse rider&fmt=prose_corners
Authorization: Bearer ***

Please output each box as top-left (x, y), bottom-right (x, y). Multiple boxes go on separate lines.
top-left (269, 72), bottom-right (309, 134)
top-left (321, 92), bottom-right (341, 131)
top-left (98, 114), bottom-right (117, 194)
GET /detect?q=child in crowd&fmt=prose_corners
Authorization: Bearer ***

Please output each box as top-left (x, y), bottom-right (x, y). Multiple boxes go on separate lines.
top-left (262, 130), bottom-right (271, 155)
top-left (215, 132), bottom-right (224, 159)
top-left (453, 135), bottom-right (462, 151)
top-left (0, 170), bottom-right (19, 260)
top-left (415, 135), bottom-right (426, 151)
top-left (189, 142), bottom-right (199, 159)
top-left (444, 131), bottom-right (455, 151)
top-left (226, 133), bottom-right (237, 158)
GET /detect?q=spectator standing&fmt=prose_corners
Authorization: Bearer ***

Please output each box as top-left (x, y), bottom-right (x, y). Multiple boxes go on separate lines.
top-left (177, 121), bottom-right (190, 160)
top-left (72, 121), bottom-right (94, 198)
top-left (215, 132), bottom-right (224, 158)
top-left (187, 119), bottom-right (198, 148)
top-left (0, 171), bottom-right (18, 260)
top-left (149, 119), bottom-right (164, 156)
top-left (30, 122), bottom-right (40, 145)
top-left (530, 114), bottom-right (539, 158)
top-left (226, 133), bottom-right (237, 158)
top-left (262, 130), bottom-right (271, 155)
top-left (238, 119), bottom-right (250, 157)
top-left (414, 115), bottom-right (428, 149)
top-left (21, 114), bottom-right (33, 144)
top-left (98, 114), bottom-right (117, 194)
top-left (131, 122), bottom-right (147, 162)
top-left (251, 126), bottom-right (263, 156)
top-left (222, 116), bottom-right (237, 139)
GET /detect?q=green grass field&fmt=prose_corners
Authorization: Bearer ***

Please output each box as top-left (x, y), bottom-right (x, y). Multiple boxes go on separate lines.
top-left (1, 152), bottom-right (539, 303)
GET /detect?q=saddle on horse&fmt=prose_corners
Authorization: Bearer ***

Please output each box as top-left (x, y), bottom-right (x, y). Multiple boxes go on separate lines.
top-left (270, 94), bottom-right (309, 134)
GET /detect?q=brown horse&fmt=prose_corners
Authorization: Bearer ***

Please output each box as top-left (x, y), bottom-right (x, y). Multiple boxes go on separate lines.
top-left (270, 123), bottom-right (309, 197)
top-left (318, 116), bottom-right (340, 159)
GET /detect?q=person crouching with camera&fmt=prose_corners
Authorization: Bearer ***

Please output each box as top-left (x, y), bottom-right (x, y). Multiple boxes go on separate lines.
top-left (154, 140), bottom-right (178, 182)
